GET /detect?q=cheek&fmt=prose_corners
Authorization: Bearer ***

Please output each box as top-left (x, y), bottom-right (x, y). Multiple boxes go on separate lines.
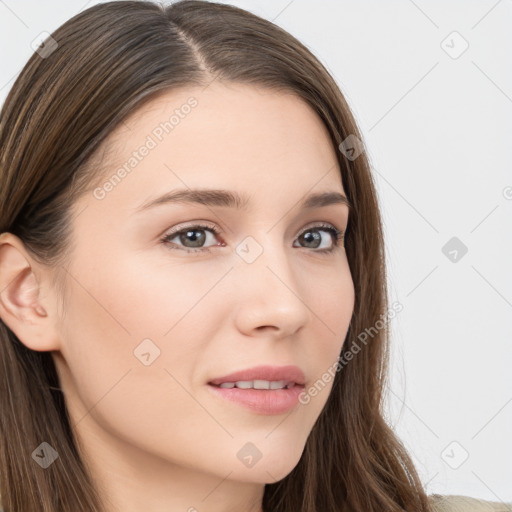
top-left (58, 251), bottom-right (211, 383)
top-left (56, 258), bottom-right (225, 468)
top-left (308, 260), bottom-right (355, 346)
top-left (56, 248), bottom-right (226, 420)
top-left (299, 262), bottom-right (354, 404)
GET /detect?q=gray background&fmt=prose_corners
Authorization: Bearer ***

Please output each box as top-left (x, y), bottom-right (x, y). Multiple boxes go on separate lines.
top-left (0, 0), bottom-right (510, 501)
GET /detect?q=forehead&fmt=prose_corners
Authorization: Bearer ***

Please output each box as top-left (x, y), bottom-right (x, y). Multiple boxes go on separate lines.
top-left (78, 82), bottom-right (345, 217)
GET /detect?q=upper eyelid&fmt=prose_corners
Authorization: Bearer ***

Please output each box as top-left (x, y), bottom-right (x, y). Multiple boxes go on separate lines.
top-left (164, 221), bottom-right (343, 238)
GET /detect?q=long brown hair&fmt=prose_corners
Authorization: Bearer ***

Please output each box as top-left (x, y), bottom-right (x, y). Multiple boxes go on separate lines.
top-left (0, 1), bottom-right (432, 510)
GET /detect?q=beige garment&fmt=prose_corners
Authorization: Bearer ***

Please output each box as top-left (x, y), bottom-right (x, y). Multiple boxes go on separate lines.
top-left (429, 494), bottom-right (512, 511)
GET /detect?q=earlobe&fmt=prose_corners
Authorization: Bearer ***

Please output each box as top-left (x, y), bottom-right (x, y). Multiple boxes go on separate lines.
top-left (0, 232), bottom-right (60, 352)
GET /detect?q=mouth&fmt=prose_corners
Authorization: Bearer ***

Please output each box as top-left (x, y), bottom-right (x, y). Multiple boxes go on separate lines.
top-left (208, 380), bottom-right (302, 390)
top-left (206, 365), bottom-right (307, 414)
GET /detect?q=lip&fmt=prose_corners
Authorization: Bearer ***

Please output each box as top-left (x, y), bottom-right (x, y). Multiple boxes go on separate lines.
top-left (207, 383), bottom-right (305, 415)
top-left (207, 364), bottom-right (306, 387)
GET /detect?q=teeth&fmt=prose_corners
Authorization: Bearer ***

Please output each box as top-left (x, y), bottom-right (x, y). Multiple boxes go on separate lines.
top-left (218, 380), bottom-right (294, 389)
top-left (219, 382), bottom-right (236, 388)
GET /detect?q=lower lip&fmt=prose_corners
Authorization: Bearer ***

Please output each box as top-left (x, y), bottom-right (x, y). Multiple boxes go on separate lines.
top-left (207, 383), bottom-right (305, 415)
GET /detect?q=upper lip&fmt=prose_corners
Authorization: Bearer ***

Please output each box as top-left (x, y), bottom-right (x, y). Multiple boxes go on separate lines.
top-left (208, 365), bottom-right (306, 386)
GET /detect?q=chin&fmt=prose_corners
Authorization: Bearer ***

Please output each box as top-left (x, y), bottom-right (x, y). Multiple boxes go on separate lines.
top-left (235, 451), bottom-right (303, 484)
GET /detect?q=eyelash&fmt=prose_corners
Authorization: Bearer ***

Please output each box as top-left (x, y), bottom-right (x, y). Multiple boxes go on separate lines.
top-left (160, 222), bottom-right (345, 255)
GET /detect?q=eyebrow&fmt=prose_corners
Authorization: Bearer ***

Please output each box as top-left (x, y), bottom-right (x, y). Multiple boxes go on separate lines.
top-left (134, 188), bottom-right (352, 213)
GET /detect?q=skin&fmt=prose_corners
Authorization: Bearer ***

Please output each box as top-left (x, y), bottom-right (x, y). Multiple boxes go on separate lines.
top-left (0, 81), bottom-right (355, 512)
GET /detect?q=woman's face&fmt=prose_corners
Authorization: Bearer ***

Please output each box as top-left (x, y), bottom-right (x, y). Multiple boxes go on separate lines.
top-left (52, 82), bottom-right (354, 494)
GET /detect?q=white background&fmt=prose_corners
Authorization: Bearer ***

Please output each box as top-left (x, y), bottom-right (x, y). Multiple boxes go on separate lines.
top-left (1, 0), bottom-right (511, 502)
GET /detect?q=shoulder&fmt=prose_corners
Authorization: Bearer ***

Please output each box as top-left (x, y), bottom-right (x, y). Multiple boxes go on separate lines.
top-left (428, 494), bottom-right (512, 512)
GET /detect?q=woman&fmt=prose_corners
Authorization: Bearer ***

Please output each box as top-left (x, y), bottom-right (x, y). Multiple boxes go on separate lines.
top-left (0, 1), bottom-right (509, 511)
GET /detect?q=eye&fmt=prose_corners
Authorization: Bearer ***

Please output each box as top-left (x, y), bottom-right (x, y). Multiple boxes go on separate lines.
top-left (294, 223), bottom-right (344, 253)
top-left (160, 222), bottom-right (345, 254)
top-left (160, 222), bottom-right (223, 253)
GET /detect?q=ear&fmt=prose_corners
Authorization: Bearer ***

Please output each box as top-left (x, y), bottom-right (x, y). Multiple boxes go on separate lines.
top-left (0, 232), bottom-right (61, 351)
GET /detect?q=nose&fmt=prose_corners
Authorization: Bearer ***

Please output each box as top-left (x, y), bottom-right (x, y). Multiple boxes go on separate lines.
top-left (231, 236), bottom-right (312, 339)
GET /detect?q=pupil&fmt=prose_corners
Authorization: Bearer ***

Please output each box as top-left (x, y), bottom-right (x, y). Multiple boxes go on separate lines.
top-left (181, 229), bottom-right (206, 248)
top-left (302, 230), bottom-right (320, 248)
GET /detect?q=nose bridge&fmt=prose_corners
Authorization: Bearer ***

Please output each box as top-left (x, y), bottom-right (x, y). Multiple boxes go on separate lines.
top-left (236, 230), bottom-right (295, 290)
top-left (231, 230), bottom-right (311, 333)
